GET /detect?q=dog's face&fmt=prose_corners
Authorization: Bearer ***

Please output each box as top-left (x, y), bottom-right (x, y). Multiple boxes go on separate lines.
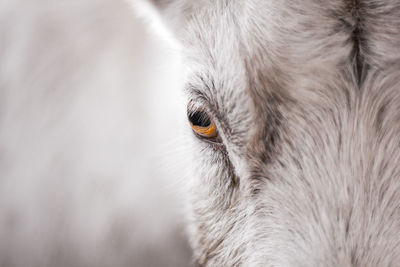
top-left (136, 1), bottom-right (400, 266)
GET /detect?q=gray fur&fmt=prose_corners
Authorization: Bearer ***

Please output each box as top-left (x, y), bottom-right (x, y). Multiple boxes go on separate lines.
top-left (136, 0), bottom-right (400, 266)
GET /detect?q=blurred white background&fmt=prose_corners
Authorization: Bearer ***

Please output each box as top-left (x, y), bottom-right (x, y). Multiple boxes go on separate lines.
top-left (0, 0), bottom-right (192, 266)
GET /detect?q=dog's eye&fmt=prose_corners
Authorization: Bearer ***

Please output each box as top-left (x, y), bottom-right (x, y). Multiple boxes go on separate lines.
top-left (187, 109), bottom-right (217, 139)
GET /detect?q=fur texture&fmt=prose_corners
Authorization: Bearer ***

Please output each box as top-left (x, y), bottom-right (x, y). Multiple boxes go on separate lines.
top-left (136, 0), bottom-right (400, 266)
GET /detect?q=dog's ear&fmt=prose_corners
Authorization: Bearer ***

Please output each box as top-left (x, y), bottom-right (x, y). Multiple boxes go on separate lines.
top-left (132, 0), bottom-right (202, 38)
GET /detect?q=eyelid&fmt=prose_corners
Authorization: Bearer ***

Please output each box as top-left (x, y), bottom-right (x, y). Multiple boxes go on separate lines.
top-left (187, 98), bottom-right (205, 111)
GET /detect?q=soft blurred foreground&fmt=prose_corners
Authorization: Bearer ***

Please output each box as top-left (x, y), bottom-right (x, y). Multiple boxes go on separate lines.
top-left (0, 0), bottom-right (192, 266)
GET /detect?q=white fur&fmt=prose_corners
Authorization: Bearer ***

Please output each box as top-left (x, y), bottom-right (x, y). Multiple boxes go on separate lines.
top-left (135, 0), bottom-right (400, 266)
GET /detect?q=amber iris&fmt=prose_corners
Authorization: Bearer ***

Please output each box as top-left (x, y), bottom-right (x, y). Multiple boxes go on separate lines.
top-left (188, 110), bottom-right (217, 138)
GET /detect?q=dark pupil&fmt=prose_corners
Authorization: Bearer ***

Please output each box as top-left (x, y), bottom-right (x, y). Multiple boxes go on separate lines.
top-left (188, 111), bottom-right (211, 127)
